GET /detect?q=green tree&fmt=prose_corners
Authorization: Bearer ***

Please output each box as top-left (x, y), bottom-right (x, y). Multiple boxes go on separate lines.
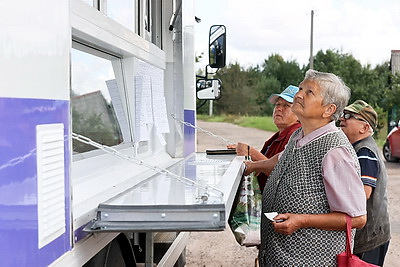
top-left (213, 62), bottom-right (261, 115)
top-left (256, 54), bottom-right (303, 115)
top-left (197, 48), bottom-right (394, 134)
top-left (262, 54), bottom-right (304, 88)
top-left (254, 75), bottom-right (281, 115)
top-left (313, 49), bottom-right (389, 107)
top-left (383, 73), bottom-right (400, 126)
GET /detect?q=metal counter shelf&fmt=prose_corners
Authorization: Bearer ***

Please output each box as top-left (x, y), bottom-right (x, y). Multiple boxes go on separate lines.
top-left (85, 152), bottom-right (245, 232)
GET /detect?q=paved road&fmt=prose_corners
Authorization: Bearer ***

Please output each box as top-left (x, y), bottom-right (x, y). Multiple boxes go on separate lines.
top-left (186, 120), bottom-right (400, 266)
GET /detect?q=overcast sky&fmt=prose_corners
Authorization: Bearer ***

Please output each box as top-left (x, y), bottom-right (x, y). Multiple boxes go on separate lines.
top-left (194, 0), bottom-right (400, 69)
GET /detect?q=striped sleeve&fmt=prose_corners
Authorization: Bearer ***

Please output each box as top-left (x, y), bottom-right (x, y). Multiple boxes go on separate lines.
top-left (357, 147), bottom-right (378, 188)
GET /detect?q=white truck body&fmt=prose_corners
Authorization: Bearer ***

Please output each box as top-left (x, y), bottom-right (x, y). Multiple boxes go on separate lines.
top-left (0, 1), bottom-right (241, 266)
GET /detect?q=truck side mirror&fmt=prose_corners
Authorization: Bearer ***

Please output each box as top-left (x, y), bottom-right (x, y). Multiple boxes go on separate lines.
top-left (196, 79), bottom-right (221, 100)
top-left (209, 25), bottom-right (226, 68)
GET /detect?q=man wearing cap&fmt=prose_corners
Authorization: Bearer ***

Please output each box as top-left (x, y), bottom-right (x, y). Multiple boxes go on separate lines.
top-left (340, 100), bottom-right (391, 266)
top-left (227, 85), bottom-right (301, 191)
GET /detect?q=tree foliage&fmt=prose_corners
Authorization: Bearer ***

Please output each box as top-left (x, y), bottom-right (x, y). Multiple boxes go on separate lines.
top-left (312, 49), bottom-right (390, 108)
top-left (209, 55), bottom-right (304, 116)
top-left (211, 63), bottom-right (261, 115)
top-left (201, 49), bottom-right (398, 134)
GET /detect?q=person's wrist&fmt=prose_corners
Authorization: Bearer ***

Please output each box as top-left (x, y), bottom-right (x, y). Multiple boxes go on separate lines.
top-left (300, 214), bottom-right (310, 229)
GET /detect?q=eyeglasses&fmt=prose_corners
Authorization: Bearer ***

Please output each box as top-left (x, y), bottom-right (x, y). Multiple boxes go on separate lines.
top-left (340, 112), bottom-right (368, 123)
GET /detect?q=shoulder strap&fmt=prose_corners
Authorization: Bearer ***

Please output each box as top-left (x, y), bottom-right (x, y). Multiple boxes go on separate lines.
top-left (345, 215), bottom-right (352, 256)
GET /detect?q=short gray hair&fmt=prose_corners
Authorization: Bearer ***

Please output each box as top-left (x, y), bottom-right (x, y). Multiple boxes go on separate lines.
top-left (303, 69), bottom-right (351, 120)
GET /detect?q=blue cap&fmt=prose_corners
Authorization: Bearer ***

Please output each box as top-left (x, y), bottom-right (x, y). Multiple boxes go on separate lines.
top-left (268, 85), bottom-right (299, 104)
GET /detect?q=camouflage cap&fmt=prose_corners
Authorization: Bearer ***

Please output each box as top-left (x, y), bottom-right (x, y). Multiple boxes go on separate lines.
top-left (344, 100), bottom-right (378, 130)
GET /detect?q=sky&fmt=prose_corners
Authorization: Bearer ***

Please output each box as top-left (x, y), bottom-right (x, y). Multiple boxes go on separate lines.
top-left (194, 0), bottom-right (400, 69)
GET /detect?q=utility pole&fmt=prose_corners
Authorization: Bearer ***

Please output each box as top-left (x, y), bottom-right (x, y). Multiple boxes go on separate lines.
top-left (309, 10), bottom-right (314, 70)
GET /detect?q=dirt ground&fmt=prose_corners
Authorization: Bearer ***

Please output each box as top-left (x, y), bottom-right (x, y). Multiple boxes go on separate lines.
top-left (185, 120), bottom-right (400, 267)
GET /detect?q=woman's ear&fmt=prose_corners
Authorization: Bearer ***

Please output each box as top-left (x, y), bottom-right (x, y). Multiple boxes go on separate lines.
top-left (322, 104), bottom-right (337, 119)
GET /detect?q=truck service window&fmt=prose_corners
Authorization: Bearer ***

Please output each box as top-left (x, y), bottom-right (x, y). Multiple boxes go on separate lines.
top-left (71, 48), bottom-right (124, 154)
top-left (80, 0), bottom-right (92, 7)
top-left (107, 0), bottom-right (136, 32)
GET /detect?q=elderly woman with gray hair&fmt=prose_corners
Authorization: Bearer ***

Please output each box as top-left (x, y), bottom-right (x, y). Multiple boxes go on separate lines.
top-left (244, 69), bottom-right (367, 266)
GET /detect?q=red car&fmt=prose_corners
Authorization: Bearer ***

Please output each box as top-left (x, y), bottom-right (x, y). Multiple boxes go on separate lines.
top-left (383, 120), bottom-right (400, 162)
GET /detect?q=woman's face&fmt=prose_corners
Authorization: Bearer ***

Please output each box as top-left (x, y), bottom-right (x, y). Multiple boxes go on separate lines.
top-left (291, 79), bottom-right (326, 121)
top-left (272, 98), bottom-right (298, 131)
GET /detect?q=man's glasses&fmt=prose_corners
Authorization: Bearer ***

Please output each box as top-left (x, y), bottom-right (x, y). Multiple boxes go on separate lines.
top-left (340, 112), bottom-right (368, 123)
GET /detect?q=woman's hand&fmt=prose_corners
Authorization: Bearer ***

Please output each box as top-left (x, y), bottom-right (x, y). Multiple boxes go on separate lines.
top-left (243, 154), bottom-right (279, 177)
top-left (270, 212), bottom-right (366, 234)
top-left (227, 142), bottom-right (250, 157)
top-left (243, 160), bottom-right (256, 175)
top-left (271, 213), bottom-right (304, 235)
top-left (235, 142), bottom-right (249, 156)
top-left (227, 143), bottom-right (237, 149)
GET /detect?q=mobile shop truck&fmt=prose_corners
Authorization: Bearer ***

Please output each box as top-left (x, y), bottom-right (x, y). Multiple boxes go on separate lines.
top-left (0, 0), bottom-right (244, 266)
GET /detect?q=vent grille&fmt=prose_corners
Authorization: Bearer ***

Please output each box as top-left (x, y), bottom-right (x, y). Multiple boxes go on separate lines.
top-left (36, 123), bottom-right (65, 249)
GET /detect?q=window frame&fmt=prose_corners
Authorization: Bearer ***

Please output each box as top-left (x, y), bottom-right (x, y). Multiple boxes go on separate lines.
top-left (71, 40), bottom-right (133, 161)
top-left (82, 0), bottom-right (163, 49)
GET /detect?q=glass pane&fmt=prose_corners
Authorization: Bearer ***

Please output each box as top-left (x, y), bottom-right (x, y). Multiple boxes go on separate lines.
top-left (81, 0), bottom-right (93, 7)
top-left (145, 0), bottom-right (150, 32)
top-left (107, 0), bottom-right (135, 31)
top-left (71, 48), bottom-right (124, 154)
top-left (151, 0), bottom-right (162, 48)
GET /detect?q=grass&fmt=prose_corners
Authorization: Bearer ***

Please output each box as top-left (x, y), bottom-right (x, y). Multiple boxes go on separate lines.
top-left (197, 114), bottom-right (386, 149)
top-left (197, 114), bottom-right (278, 132)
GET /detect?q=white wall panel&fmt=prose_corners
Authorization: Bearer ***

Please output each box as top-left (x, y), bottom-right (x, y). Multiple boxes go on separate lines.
top-left (0, 0), bottom-right (70, 100)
